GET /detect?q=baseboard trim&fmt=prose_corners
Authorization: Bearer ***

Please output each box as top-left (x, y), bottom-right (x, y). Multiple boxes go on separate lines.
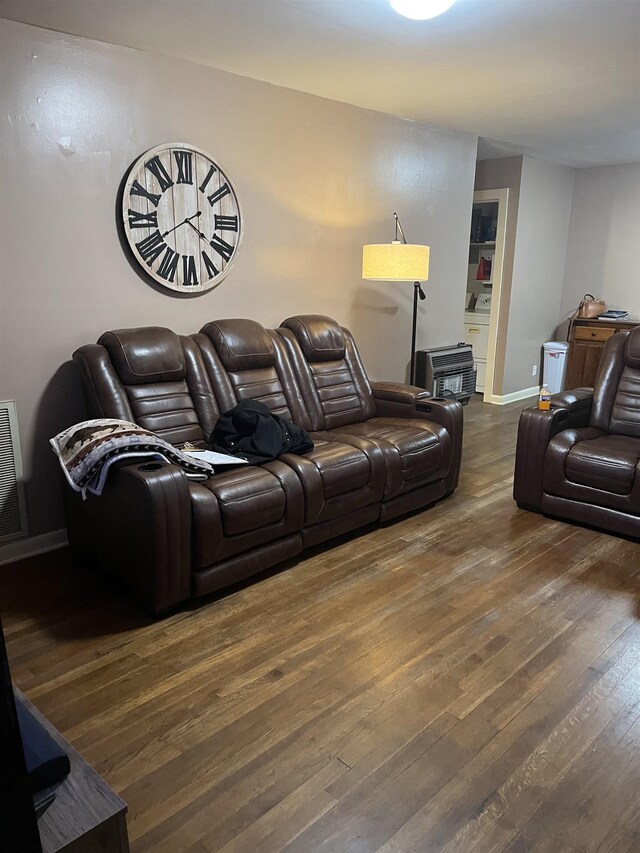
top-left (489, 386), bottom-right (539, 406)
top-left (0, 529), bottom-right (68, 566)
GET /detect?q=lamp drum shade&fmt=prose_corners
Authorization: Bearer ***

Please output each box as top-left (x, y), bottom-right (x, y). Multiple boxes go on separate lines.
top-left (362, 242), bottom-right (430, 281)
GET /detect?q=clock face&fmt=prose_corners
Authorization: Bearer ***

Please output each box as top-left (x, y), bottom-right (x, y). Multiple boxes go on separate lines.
top-left (122, 142), bottom-right (242, 293)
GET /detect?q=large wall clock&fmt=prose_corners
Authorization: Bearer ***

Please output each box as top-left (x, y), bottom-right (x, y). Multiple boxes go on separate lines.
top-left (121, 142), bottom-right (242, 293)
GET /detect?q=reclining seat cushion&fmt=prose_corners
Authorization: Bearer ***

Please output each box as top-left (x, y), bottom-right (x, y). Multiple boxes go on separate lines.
top-left (195, 319), bottom-right (385, 528)
top-left (97, 327), bottom-right (205, 446)
top-left (330, 417), bottom-right (452, 499)
top-left (543, 427), bottom-right (640, 512)
top-left (279, 315), bottom-right (451, 501)
top-left (189, 460), bottom-right (304, 569)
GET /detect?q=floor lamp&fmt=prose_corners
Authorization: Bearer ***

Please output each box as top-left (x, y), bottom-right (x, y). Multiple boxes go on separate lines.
top-left (362, 213), bottom-right (430, 385)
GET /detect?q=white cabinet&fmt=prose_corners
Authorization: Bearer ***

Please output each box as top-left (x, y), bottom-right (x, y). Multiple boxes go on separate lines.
top-left (464, 311), bottom-right (490, 392)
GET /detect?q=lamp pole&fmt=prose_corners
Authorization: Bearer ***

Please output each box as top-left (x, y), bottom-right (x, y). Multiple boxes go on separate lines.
top-left (395, 214), bottom-right (426, 385)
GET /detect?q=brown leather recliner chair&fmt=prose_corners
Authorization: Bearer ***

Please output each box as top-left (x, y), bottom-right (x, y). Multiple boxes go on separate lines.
top-left (514, 326), bottom-right (640, 540)
top-left (66, 315), bottom-right (463, 614)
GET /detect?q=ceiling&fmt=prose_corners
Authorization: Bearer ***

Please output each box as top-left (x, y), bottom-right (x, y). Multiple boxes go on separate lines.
top-left (2, 0), bottom-right (639, 168)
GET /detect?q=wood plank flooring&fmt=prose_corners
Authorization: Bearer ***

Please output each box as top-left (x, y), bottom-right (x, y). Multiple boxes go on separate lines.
top-left (2, 395), bottom-right (639, 852)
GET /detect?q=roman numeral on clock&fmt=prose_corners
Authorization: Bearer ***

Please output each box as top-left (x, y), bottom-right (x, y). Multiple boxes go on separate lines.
top-left (201, 250), bottom-right (219, 279)
top-left (157, 247), bottom-right (179, 282)
top-left (182, 255), bottom-right (199, 287)
top-left (209, 234), bottom-right (234, 262)
top-left (174, 150), bottom-right (193, 185)
top-left (130, 180), bottom-right (161, 207)
top-left (135, 230), bottom-right (166, 265)
top-left (127, 209), bottom-right (158, 229)
top-left (214, 215), bottom-right (238, 232)
top-left (199, 164), bottom-right (217, 193)
top-left (145, 155), bottom-right (174, 192)
top-left (207, 183), bottom-right (230, 207)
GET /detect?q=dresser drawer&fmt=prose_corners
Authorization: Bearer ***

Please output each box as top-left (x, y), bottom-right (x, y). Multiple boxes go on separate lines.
top-left (574, 325), bottom-right (617, 342)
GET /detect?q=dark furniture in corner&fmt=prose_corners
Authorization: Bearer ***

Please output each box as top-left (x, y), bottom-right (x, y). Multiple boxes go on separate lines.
top-left (514, 326), bottom-right (640, 540)
top-left (65, 315), bottom-right (463, 615)
top-left (16, 689), bottom-right (130, 853)
top-left (0, 615), bottom-right (129, 852)
top-left (566, 316), bottom-right (639, 389)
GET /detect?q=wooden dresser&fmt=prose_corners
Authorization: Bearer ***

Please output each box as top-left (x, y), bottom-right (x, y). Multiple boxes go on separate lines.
top-left (566, 316), bottom-right (640, 389)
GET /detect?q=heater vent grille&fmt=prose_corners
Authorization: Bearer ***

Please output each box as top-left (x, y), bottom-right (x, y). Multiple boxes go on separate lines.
top-left (0, 402), bottom-right (27, 542)
top-left (415, 345), bottom-right (476, 405)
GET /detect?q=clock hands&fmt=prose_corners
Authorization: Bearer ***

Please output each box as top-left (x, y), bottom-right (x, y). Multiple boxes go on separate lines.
top-left (161, 210), bottom-right (220, 248)
top-left (185, 219), bottom-right (209, 242)
top-left (161, 211), bottom-right (202, 238)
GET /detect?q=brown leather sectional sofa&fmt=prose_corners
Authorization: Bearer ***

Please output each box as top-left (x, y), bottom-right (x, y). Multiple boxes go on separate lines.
top-left (514, 326), bottom-right (640, 540)
top-left (66, 315), bottom-right (463, 614)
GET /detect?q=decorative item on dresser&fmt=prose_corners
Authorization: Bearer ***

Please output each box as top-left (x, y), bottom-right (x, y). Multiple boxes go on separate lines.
top-left (565, 316), bottom-right (640, 389)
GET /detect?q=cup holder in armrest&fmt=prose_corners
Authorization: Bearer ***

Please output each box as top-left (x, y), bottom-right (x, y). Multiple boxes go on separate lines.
top-left (138, 462), bottom-right (164, 472)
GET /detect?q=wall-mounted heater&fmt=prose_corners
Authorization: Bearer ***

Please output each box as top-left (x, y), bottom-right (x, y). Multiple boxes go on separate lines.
top-left (415, 344), bottom-right (476, 406)
top-left (0, 401), bottom-right (28, 543)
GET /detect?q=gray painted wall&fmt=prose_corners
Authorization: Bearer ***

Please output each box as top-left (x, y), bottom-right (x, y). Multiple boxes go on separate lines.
top-left (0, 19), bottom-right (477, 538)
top-left (504, 157), bottom-right (574, 395)
top-left (560, 163), bottom-right (640, 319)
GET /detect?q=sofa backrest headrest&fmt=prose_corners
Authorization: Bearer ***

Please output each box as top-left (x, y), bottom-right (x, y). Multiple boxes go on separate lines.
top-left (280, 315), bottom-right (346, 363)
top-left (98, 327), bottom-right (186, 385)
top-left (591, 327), bottom-right (640, 438)
top-left (200, 319), bottom-right (275, 371)
top-left (277, 316), bottom-right (375, 430)
top-left (194, 320), bottom-right (313, 431)
top-left (624, 325), bottom-right (640, 368)
top-left (73, 327), bottom-right (214, 446)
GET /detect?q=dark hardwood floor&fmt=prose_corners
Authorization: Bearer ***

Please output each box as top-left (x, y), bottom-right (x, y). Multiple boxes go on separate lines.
top-left (2, 395), bottom-right (639, 852)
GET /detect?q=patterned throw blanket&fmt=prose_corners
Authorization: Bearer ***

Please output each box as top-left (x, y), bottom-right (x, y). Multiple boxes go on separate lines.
top-left (50, 419), bottom-right (214, 499)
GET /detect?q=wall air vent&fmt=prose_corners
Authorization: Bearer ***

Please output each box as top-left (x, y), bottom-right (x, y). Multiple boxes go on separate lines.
top-left (0, 401), bottom-right (28, 542)
top-left (414, 344), bottom-right (476, 406)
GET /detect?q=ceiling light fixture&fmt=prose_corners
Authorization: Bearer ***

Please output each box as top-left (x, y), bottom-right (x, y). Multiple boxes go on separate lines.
top-left (390, 0), bottom-right (456, 20)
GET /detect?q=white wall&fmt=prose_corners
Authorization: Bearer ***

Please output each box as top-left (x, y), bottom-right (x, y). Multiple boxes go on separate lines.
top-left (0, 19), bottom-right (477, 537)
top-left (475, 156), bottom-right (575, 396)
top-left (560, 163), bottom-right (640, 319)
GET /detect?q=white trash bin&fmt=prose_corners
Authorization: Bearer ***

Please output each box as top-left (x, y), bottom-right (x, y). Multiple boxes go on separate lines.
top-left (542, 341), bottom-right (569, 394)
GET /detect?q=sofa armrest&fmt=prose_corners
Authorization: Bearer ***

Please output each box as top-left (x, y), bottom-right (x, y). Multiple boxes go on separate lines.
top-left (513, 388), bottom-right (594, 512)
top-left (371, 382), bottom-right (463, 495)
top-left (550, 387), bottom-right (594, 412)
top-left (63, 460), bottom-right (192, 615)
top-left (371, 381), bottom-right (434, 418)
top-left (416, 397), bottom-right (464, 495)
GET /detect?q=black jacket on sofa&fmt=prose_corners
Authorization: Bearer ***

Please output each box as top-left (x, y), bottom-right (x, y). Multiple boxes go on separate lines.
top-left (210, 399), bottom-right (313, 464)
